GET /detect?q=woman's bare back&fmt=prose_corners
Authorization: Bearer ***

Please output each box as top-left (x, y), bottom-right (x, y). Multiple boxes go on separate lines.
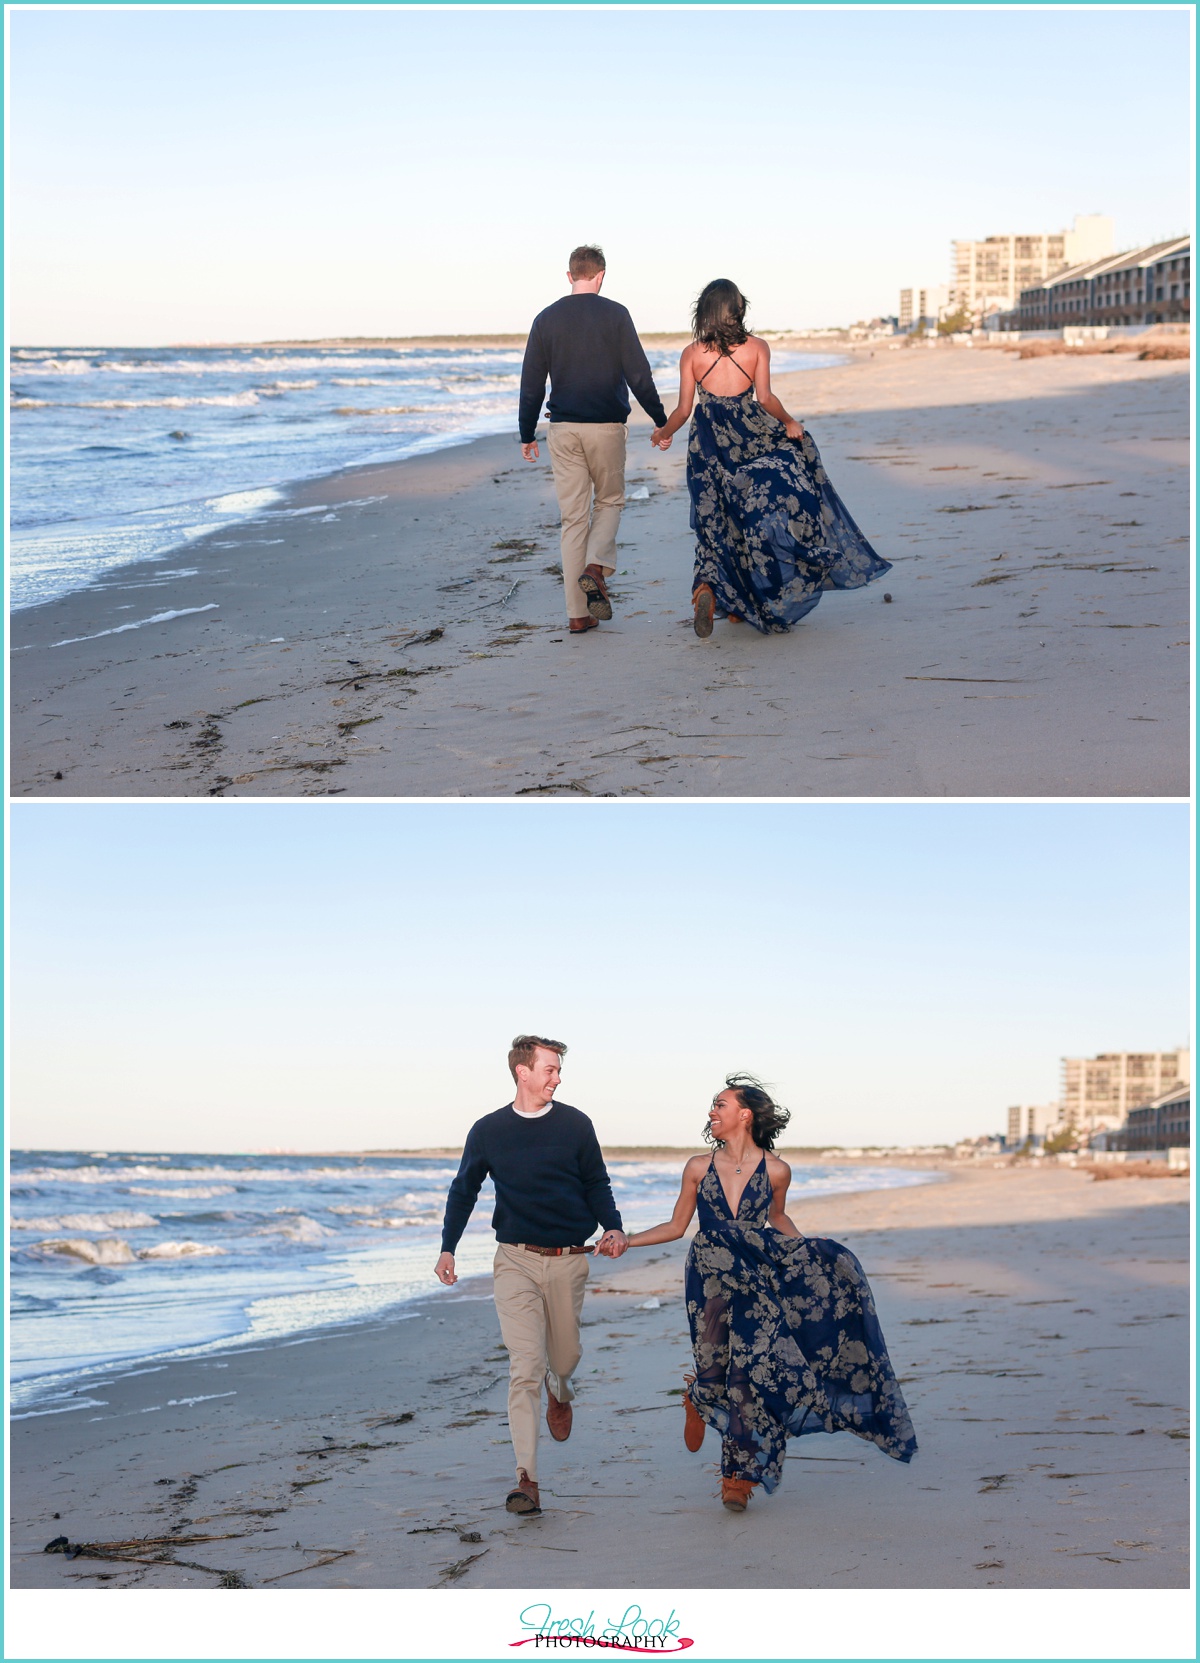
top-left (690, 336), bottom-right (764, 398)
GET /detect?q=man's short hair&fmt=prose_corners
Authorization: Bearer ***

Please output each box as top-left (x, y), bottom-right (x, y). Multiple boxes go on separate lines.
top-left (568, 245), bottom-right (606, 280)
top-left (508, 1034), bottom-right (568, 1082)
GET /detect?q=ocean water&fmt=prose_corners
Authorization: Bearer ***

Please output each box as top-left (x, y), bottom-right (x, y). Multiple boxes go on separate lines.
top-left (9, 1149), bottom-right (939, 1414)
top-left (9, 343), bottom-right (836, 611)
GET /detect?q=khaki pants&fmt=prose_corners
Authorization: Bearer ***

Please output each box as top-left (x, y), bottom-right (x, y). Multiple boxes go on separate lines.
top-left (547, 422), bottom-right (627, 620)
top-left (493, 1244), bottom-right (590, 1480)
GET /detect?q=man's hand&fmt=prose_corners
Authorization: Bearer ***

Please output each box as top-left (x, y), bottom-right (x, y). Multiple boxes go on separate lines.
top-left (434, 1252), bottom-right (457, 1285)
top-left (651, 428), bottom-right (672, 451)
top-left (522, 441), bottom-right (540, 462)
top-left (594, 1229), bottom-right (629, 1258)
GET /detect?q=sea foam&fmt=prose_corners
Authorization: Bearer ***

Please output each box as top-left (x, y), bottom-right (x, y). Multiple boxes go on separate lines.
top-left (33, 1237), bottom-right (137, 1265)
top-left (253, 1216), bottom-right (335, 1243)
top-left (50, 604), bottom-right (219, 648)
top-left (12, 1211), bottom-right (157, 1232)
top-left (126, 1185), bottom-right (237, 1199)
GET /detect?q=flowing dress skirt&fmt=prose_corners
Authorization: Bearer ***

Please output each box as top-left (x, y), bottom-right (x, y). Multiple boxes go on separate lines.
top-left (688, 389), bottom-right (891, 633)
top-left (686, 1159), bottom-right (916, 1492)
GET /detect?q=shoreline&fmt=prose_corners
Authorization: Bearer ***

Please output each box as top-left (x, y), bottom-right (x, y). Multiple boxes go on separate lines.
top-left (10, 1163), bottom-right (1188, 1591)
top-left (11, 348), bottom-right (1189, 798)
top-left (10, 1156), bottom-right (945, 1406)
top-left (9, 1143), bottom-right (956, 1159)
top-left (10, 340), bottom-right (847, 620)
top-left (10, 330), bottom-right (842, 352)
top-left (10, 411), bottom-right (519, 621)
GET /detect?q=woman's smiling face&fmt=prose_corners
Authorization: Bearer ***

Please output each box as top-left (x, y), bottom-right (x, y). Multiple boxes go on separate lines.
top-left (709, 1088), bottom-right (747, 1143)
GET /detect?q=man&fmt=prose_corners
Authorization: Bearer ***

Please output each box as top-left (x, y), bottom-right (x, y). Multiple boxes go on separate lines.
top-left (519, 246), bottom-right (668, 635)
top-left (435, 1034), bottom-right (628, 1516)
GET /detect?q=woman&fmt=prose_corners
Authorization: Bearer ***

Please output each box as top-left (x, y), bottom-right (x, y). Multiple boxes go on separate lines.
top-left (625, 1075), bottom-right (916, 1510)
top-left (651, 281), bottom-right (891, 637)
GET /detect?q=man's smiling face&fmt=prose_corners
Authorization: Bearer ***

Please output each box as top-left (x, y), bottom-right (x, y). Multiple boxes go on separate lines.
top-left (523, 1047), bottom-right (562, 1106)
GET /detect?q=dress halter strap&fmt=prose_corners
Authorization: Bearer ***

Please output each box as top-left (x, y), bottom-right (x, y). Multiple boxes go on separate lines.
top-left (698, 348), bottom-right (755, 389)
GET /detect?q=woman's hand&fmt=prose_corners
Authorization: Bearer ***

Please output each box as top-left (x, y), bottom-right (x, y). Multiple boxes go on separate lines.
top-left (653, 351), bottom-right (694, 453)
top-left (783, 418), bottom-right (805, 441)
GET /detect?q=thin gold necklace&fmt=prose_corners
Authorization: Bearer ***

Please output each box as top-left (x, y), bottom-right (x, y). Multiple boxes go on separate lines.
top-left (721, 1134), bottom-right (753, 1174)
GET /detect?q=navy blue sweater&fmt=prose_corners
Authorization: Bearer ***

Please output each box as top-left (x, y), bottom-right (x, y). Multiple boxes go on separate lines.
top-left (440, 1100), bottom-right (623, 1253)
top-left (518, 294), bottom-right (668, 445)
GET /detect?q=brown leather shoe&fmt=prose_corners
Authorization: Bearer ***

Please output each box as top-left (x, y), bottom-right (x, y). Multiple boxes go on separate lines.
top-left (682, 1376), bottom-right (705, 1452)
top-left (505, 1469), bottom-right (541, 1515)
top-left (693, 584), bottom-right (715, 639)
top-left (569, 615), bottom-right (599, 634)
top-left (721, 1476), bottom-right (756, 1512)
top-left (579, 565), bottom-right (613, 620)
top-left (545, 1380), bottom-right (572, 1442)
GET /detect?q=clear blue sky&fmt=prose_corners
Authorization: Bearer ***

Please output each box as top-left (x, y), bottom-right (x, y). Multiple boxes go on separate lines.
top-left (10, 802), bottom-right (1190, 1152)
top-left (9, 7), bottom-right (1192, 342)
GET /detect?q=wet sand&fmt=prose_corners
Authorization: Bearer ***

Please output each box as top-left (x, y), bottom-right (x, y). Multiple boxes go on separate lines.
top-left (10, 1163), bottom-right (1189, 1595)
top-left (11, 347), bottom-right (1189, 799)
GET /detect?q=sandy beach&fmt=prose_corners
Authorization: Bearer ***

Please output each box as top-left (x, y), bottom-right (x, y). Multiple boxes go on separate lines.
top-left (10, 1162), bottom-right (1189, 1594)
top-left (11, 345), bottom-right (1189, 799)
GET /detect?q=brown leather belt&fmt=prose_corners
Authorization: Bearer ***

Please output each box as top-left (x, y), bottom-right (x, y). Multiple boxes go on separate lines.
top-left (518, 1243), bottom-right (590, 1256)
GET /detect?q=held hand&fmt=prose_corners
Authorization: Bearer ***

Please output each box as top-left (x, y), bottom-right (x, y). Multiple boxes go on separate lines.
top-left (651, 428), bottom-right (672, 451)
top-left (784, 419), bottom-right (805, 441)
top-left (434, 1252), bottom-right (457, 1285)
top-left (522, 441), bottom-right (540, 462)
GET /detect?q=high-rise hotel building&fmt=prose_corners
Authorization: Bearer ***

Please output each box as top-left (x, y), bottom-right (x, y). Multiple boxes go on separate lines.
top-left (1060, 1050), bottom-right (1191, 1136)
top-left (951, 214), bottom-right (1113, 319)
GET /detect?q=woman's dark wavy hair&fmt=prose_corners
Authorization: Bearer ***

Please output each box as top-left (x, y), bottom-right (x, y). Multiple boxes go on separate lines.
top-left (692, 279), bottom-right (749, 355)
top-left (704, 1073), bottom-right (791, 1152)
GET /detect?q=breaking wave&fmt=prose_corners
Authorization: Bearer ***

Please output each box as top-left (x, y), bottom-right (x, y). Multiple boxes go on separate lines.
top-left (11, 1211), bottom-right (158, 1232)
top-left (126, 1185), bottom-right (238, 1199)
top-left (335, 405), bottom-right (430, 417)
top-left (17, 1163), bottom-right (461, 1184)
top-left (253, 1216), bottom-right (335, 1244)
top-left (32, 1237), bottom-right (137, 1265)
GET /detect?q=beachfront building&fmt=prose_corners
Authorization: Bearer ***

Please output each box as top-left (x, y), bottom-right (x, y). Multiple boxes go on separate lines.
top-left (1000, 236), bottom-right (1191, 332)
top-left (1060, 1049), bottom-right (1190, 1140)
top-left (1005, 1102), bottom-right (1059, 1148)
top-left (899, 285), bottom-right (949, 332)
top-left (950, 214), bottom-right (1114, 322)
top-left (955, 1134), bottom-right (1005, 1158)
top-left (1111, 1084), bottom-right (1191, 1155)
top-left (847, 315), bottom-right (900, 341)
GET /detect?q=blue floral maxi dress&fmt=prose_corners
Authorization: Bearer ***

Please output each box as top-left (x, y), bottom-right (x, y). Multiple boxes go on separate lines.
top-left (687, 382), bottom-right (891, 633)
top-left (685, 1156), bottom-right (916, 1491)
